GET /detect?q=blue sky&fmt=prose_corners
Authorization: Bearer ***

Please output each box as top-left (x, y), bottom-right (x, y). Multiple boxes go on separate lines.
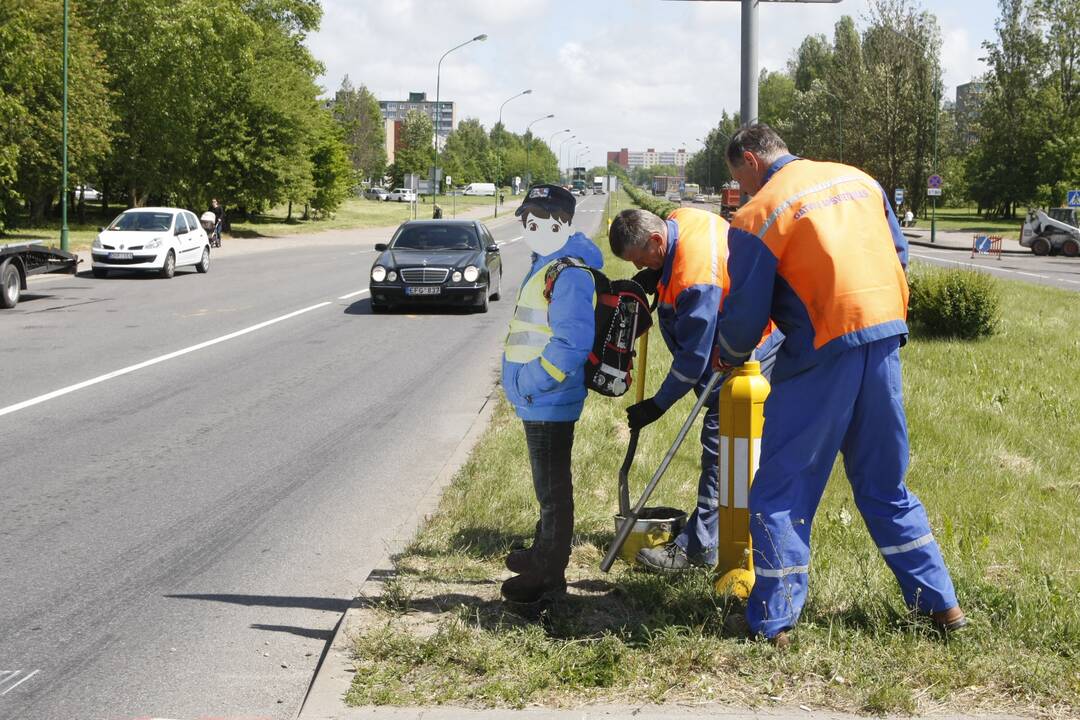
top-left (305, 0), bottom-right (998, 165)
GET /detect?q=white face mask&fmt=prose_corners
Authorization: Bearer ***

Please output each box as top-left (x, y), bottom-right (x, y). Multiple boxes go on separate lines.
top-left (522, 213), bottom-right (572, 256)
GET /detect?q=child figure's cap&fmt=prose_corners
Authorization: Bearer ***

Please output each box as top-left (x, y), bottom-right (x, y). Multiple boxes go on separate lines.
top-left (515, 183), bottom-right (576, 219)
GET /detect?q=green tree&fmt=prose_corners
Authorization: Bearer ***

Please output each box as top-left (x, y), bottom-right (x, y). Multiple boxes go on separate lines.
top-left (389, 109), bottom-right (433, 188)
top-left (790, 34), bottom-right (833, 91)
top-left (308, 117), bottom-right (353, 217)
top-left (442, 118), bottom-right (492, 185)
top-left (331, 75), bottom-right (386, 183)
top-left (3, 0), bottom-right (114, 225)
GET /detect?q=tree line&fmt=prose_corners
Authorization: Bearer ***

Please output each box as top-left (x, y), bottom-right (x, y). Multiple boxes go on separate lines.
top-left (685, 0), bottom-right (1078, 218)
top-left (0, 0), bottom-right (355, 232)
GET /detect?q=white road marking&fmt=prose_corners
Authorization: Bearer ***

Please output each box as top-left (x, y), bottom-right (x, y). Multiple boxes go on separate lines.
top-left (909, 253), bottom-right (1053, 280)
top-left (497, 235), bottom-right (523, 247)
top-left (337, 288), bottom-right (370, 300)
top-left (0, 669), bottom-right (40, 695)
top-left (0, 301), bottom-right (332, 419)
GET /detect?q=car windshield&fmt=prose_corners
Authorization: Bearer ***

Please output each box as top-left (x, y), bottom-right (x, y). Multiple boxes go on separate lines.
top-left (108, 212), bottom-right (174, 232)
top-left (392, 225), bottom-right (479, 251)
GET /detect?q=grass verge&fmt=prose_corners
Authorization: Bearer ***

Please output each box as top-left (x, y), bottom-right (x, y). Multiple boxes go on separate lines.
top-left (345, 189), bottom-right (1080, 716)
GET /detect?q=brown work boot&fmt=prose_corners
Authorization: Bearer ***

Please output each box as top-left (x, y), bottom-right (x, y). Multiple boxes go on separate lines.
top-left (929, 606), bottom-right (968, 634)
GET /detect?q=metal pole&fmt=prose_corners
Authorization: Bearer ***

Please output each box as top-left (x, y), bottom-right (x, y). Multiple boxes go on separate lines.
top-left (931, 87), bottom-right (938, 243)
top-left (524, 114), bottom-right (553, 188)
top-left (740, 0), bottom-right (758, 127)
top-left (61, 0), bottom-right (69, 251)
top-left (434, 35), bottom-right (486, 207)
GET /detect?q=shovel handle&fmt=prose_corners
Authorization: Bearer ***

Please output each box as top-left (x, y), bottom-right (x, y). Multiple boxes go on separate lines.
top-left (617, 428), bottom-right (639, 517)
top-left (601, 370), bottom-right (724, 573)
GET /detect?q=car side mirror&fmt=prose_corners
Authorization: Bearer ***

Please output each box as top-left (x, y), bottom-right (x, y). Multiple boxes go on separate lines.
top-left (374, 243), bottom-right (388, 252)
top-left (486, 244), bottom-right (499, 252)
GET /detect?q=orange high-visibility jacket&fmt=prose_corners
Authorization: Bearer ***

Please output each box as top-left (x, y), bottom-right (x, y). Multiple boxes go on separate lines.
top-left (716, 155), bottom-right (908, 381)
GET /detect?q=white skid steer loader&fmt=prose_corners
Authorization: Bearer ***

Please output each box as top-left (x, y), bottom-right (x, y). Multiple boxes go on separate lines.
top-left (1020, 207), bottom-right (1080, 257)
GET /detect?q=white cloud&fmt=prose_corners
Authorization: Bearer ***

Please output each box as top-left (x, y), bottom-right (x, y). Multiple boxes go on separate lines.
top-left (306, 0), bottom-right (995, 163)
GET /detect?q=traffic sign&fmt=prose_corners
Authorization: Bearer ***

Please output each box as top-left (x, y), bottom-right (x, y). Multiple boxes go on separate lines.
top-left (1068, 189), bottom-right (1080, 207)
top-left (927, 174), bottom-right (943, 189)
top-left (927, 188), bottom-right (942, 197)
top-left (894, 188), bottom-right (905, 206)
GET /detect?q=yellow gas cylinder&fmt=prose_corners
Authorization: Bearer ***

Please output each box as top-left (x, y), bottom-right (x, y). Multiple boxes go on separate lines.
top-left (714, 360), bottom-right (770, 599)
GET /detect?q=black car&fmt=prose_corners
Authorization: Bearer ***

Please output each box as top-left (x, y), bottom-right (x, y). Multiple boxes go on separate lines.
top-left (369, 219), bottom-right (502, 313)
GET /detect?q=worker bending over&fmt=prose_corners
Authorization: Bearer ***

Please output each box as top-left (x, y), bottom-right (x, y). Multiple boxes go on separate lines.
top-left (609, 206), bottom-right (781, 572)
top-left (713, 124), bottom-right (965, 642)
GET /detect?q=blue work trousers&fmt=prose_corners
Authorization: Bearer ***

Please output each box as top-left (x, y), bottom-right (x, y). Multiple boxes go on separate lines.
top-left (746, 336), bottom-right (958, 638)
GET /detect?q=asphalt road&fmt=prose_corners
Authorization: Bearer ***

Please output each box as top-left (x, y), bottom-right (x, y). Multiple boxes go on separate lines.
top-left (0, 194), bottom-right (606, 719)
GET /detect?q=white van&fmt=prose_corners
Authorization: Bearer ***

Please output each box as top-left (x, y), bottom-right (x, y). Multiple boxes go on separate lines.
top-left (463, 182), bottom-right (496, 196)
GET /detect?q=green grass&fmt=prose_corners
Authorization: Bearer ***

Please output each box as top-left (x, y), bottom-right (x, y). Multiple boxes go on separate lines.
top-left (917, 207), bottom-right (1025, 239)
top-left (345, 189), bottom-right (1080, 716)
top-left (0, 191), bottom-right (512, 251)
top-left (229, 193), bottom-right (506, 239)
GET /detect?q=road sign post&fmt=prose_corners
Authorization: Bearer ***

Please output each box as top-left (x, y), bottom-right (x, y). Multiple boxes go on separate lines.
top-left (927, 174), bottom-right (943, 244)
top-left (894, 188), bottom-right (905, 207)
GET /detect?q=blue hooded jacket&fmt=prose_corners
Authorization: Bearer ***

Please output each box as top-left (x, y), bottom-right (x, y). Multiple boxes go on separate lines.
top-left (502, 232), bottom-right (604, 422)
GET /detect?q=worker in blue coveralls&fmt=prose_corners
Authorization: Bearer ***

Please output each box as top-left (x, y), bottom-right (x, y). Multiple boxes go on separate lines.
top-left (714, 124), bottom-right (966, 645)
top-left (501, 184), bottom-right (603, 605)
top-left (609, 206), bottom-right (782, 572)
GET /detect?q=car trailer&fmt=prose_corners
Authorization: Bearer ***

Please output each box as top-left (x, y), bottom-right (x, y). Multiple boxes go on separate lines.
top-left (1, 242), bottom-right (80, 308)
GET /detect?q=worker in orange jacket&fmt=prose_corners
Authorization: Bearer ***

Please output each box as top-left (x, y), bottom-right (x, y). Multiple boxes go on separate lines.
top-left (713, 124), bottom-right (965, 643)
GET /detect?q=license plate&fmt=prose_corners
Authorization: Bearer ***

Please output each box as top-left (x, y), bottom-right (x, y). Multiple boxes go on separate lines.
top-left (405, 286), bottom-right (441, 296)
top-left (110, 252), bottom-right (133, 260)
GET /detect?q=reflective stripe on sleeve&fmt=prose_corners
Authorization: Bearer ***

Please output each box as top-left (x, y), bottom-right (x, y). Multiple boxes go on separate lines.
top-left (716, 328), bottom-right (752, 360)
top-left (540, 356), bottom-right (566, 382)
top-left (878, 533), bottom-right (934, 557)
top-left (697, 494), bottom-right (719, 510)
top-left (755, 564), bottom-right (810, 578)
top-left (670, 366), bottom-right (697, 384)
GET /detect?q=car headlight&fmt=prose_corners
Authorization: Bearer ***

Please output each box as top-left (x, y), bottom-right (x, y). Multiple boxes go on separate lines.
top-left (452, 271), bottom-right (462, 282)
top-left (372, 266), bottom-right (387, 282)
top-left (387, 270), bottom-right (397, 282)
top-left (92, 236), bottom-right (102, 249)
top-left (463, 266), bottom-right (479, 282)
top-left (145, 237), bottom-right (163, 249)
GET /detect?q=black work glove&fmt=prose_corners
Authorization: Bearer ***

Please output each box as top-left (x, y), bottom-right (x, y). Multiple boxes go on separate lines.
top-left (631, 267), bottom-right (661, 295)
top-left (626, 398), bottom-right (664, 430)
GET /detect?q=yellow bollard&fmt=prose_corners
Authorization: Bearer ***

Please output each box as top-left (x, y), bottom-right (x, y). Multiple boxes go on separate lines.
top-left (714, 361), bottom-right (770, 599)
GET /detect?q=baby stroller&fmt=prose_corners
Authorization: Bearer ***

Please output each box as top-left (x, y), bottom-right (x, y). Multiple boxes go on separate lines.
top-left (200, 211), bottom-right (222, 248)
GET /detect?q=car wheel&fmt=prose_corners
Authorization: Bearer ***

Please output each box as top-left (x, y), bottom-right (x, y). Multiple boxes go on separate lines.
top-left (196, 246), bottom-right (210, 273)
top-left (160, 250), bottom-right (176, 279)
top-left (92, 267), bottom-right (109, 279)
top-left (1, 261), bottom-right (20, 309)
top-left (1062, 238), bottom-right (1080, 258)
top-left (474, 287), bottom-right (489, 314)
top-left (1032, 236), bottom-right (1052, 256)
top-left (490, 268), bottom-right (502, 301)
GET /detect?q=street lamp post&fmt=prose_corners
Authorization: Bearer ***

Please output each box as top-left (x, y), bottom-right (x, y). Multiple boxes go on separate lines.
top-left (695, 137), bottom-right (712, 192)
top-left (435, 34), bottom-right (486, 202)
top-left (557, 135), bottom-right (576, 183)
top-left (524, 113), bottom-right (554, 188)
top-left (565, 141), bottom-right (582, 184)
top-left (493, 89), bottom-right (531, 217)
top-left (60, 0), bottom-right (69, 251)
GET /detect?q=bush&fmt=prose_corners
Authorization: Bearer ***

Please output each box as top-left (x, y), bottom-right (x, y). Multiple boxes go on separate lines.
top-left (907, 265), bottom-right (1000, 339)
top-left (622, 182), bottom-right (680, 219)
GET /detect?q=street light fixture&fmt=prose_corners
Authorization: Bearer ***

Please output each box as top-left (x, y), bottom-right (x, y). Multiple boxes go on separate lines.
top-left (564, 140), bottom-right (583, 184)
top-left (525, 114), bottom-right (554, 187)
top-left (493, 89), bottom-right (531, 217)
top-left (434, 33), bottom-right (487, 202)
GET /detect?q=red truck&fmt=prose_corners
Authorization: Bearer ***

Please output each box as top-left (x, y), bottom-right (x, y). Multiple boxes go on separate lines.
top-left (719, 184), bottom-right (743, 219)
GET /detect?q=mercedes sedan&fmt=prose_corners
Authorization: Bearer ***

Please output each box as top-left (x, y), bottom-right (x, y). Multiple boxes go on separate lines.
top-left (369, 220), bottom-right (502, 313)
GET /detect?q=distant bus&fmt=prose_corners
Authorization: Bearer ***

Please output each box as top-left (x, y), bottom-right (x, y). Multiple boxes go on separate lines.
top-left (681, 183), bottom-right (700, 201)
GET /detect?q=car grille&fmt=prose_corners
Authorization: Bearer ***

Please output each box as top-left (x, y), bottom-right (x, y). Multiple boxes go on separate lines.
top-left (400, 267), bottom-right (449, 284)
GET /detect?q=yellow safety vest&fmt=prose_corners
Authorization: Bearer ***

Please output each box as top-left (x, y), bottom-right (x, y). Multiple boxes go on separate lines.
top-left (504, 258), bottom-right (596, 383)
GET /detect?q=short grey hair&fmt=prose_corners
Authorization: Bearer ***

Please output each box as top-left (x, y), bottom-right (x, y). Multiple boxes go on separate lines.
top-left (609, 209), bottom-right (665, 258)
top-left (725, 123), bottom-right (789, 167)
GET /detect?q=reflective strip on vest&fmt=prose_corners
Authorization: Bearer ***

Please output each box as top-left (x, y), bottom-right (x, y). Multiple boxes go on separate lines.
top-left (504, 259), bottom-right (557, 363)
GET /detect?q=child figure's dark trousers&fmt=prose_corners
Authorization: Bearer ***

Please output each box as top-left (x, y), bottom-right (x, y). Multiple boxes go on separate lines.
top-left (522, 420), bottom-right (575, 578)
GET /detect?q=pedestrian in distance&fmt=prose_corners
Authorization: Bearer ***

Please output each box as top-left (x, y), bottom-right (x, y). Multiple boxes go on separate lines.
top-left (432, 204), bottom-right (443, 219)
top-left (500, 184), bottom-right (604, 605)
top-left (713, 124), bottom-right (966, 644)
top-left (608, 207), bottom-right (782, 573)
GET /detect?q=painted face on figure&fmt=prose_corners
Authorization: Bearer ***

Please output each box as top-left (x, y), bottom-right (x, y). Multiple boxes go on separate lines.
top-left (521, 209), bottom-right (572, 257)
